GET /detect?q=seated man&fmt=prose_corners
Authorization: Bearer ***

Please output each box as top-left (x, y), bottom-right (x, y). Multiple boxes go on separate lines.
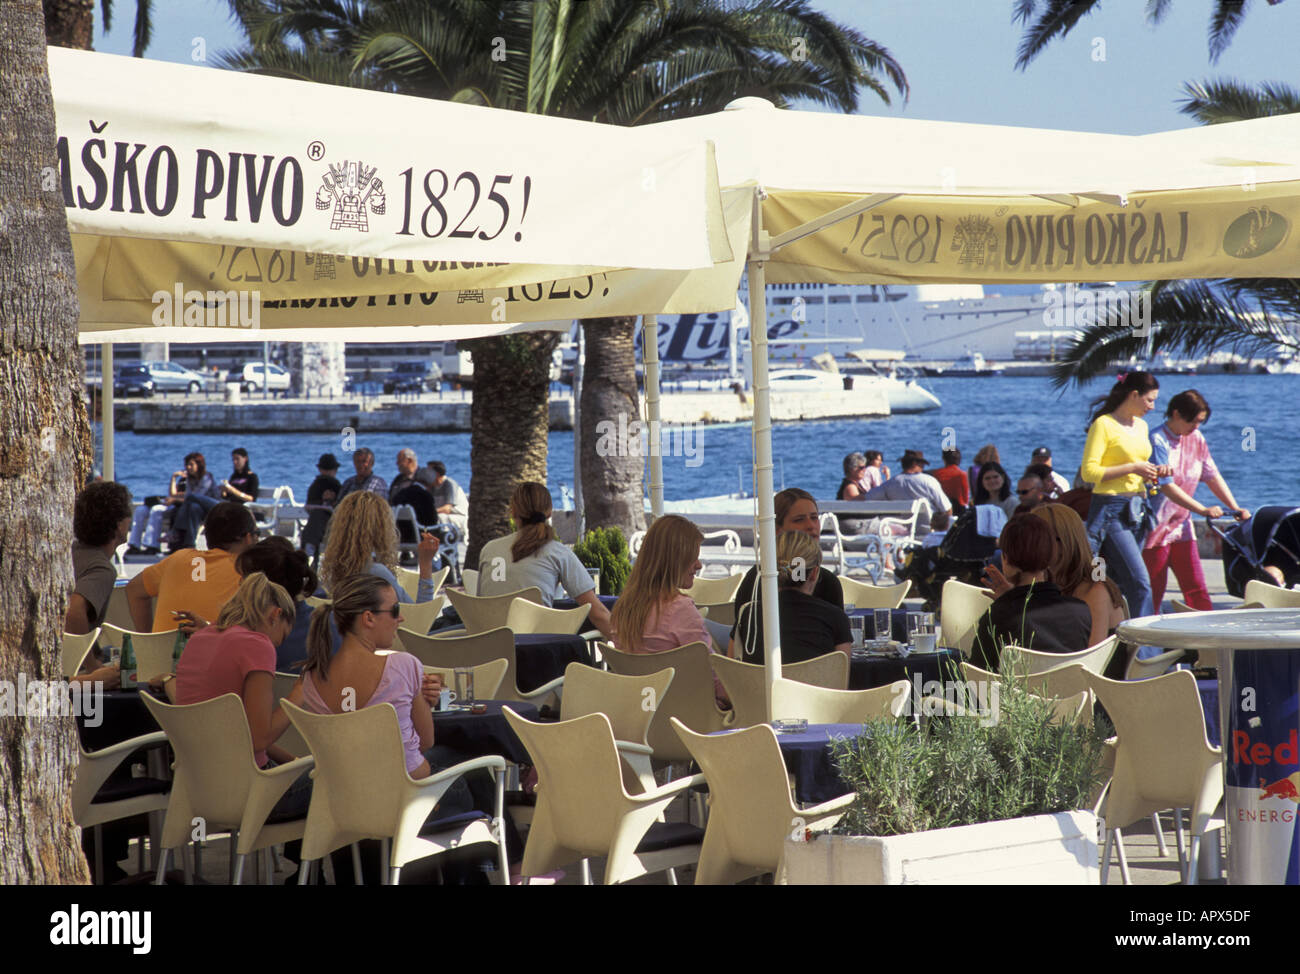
top-left (1014, 474), bottom-right (1046, 513)
top-left (863, 449), bottom-right (952, 537)
top-left (1029, 446), bottom-right (1071, 495)
top-left (388, 448), bottom-right (421, 502)
top-left (428, 460), bottom-right (469, 539)
top-left (302, 452), bottom-right (342, 559)
top-left (338, 447), bottom-right (388, 500)
top-left (932, 448), bottom-right (970, 512)
top-left (68, 481), bottom-right (133, 635)
top-left (126, 502), bottom-right (258, 632)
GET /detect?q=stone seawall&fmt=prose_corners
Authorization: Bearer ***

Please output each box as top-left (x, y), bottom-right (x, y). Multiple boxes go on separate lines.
top-left (122, 398), bottom-right (575, 432)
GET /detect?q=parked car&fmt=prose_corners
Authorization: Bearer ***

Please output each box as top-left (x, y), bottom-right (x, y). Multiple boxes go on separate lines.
top-left (142, 360), bottom-right (208, 393)
top-left (113, 364), bottom-right (155, 397)
top-left (383, 360), bottom-right (442, 394)
top-left (240, 362), bottom-right (291, 393)
top-left (345, 375), bottom-right (385, 397)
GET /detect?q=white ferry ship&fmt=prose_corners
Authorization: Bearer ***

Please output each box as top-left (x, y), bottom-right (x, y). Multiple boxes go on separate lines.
top-left (639, 280), bottom-right (1120, 365)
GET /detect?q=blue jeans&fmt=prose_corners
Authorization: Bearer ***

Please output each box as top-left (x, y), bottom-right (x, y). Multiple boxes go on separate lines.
top-left (1086, 493), bottom-right (1157, 656)
top-left (176, 492), bottom-right (222, 547)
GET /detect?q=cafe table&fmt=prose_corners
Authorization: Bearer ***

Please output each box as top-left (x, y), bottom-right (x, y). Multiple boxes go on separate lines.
top-left (769, 722), bottom-right (863, 805)
top-left (848, 646), bottom-right (964, 693)
top-left (431, 700), bottom-right (538, 764)
top-left (1117, 608), bottom-right (1300, 885)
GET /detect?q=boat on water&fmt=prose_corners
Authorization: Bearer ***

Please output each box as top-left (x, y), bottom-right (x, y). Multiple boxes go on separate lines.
top-left (923, 350), bottom-right (1004, 378)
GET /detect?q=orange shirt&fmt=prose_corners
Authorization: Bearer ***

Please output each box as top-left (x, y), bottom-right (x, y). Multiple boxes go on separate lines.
top-left (137, 548), bottom-right (241, 632)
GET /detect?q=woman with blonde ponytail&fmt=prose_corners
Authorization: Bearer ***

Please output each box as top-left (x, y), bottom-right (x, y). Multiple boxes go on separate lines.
top-left (174, 572), bottom-right (305, 776)
top-left (731, 531), bottom-right (852, 665)
top-left (299, 573), bottom-right (444, 778)
top-left (477, 482), bottom-right (613, 638)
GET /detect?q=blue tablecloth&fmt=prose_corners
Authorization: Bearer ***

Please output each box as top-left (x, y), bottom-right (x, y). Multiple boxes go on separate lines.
top-left (432, 700), bottom-right (538, 764)
top-left (849, 647), bottom-right (963, 692)
top-left (553, 594), bottom-right (618, 612)
top-left (774, 723), bottom-right (862, 805)
top-left (513, 633), bottom-right (595, 692)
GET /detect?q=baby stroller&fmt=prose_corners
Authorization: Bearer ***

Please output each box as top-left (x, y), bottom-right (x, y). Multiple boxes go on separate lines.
top-left (1215, 505), bottom-right (1300, 598)
top-left (897, 505), bottom-right (999, 608)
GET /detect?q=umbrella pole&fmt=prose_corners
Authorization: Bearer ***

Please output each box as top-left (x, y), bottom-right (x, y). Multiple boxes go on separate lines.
top-left (643, 313), bottom-right (664, 519)
top-left (748, 193), bottom-right (781, 718)
top-left (102, 342), bottom-right (115, 481)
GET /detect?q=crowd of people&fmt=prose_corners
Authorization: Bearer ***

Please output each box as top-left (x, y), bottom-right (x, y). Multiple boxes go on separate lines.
top-left (63, 374), bottom-right (1264, 881)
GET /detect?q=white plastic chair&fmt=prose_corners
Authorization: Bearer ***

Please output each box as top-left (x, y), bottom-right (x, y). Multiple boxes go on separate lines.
top-left (398, 627), bottom-right (564, 706)
top-left (940, 578), bottom-right (993, 656)
top-left (504, 599), bottom-right (590, 635)
top-left (770, 677), bottom-right (911, 723)
top-left (389, 595), bottom-right (447, 643)
top-left (683, 572), bottom-right (745, 605)
top-left (62, 628), bottom-right (101, 680)
top-left (395, 565), bottom-right (450, 602)
top-left (461, 569), bottom-right (479, 596)
top-left (445, 587), bottom-right (543, 635)
top-left (1243, 579), bottom-right (1300, 608)
top-left (504, 708), bottom-right (705, 884)
top-left (1001, 635), bottom-right (1119, 676)
top-left (422, 658), bottom-right (509, 702)
top-left (283, 700), bottom-right (509, 885)
top-left (561, 663), bottom-right (675, 793)
top-left (603, 642), bottom-right (732, 764)
top-left (1125, 649), bottom-right (1186, 681)
top-left (712, 653), bottom-right (850, 727)
top-left (73, 730), bottom-right (172, 883)
top-left (1085, 670), bottom-right (1223, 885)
top-left (143, 693), bottom-right (314, 885)
top-left (672, 717), bottom-right (853, 884)
top-left (838, 577), bottom-right (912, 609)
top-left (100, 624), bottom-right (181, 684)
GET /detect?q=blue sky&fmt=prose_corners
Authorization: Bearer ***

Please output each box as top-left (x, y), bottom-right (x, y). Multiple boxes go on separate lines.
top-left (93, 0), bottom-right (1300, 134)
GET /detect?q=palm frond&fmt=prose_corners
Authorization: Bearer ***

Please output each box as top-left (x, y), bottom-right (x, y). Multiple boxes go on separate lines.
top-left (1145, 0), bottom-right (1173, 24)
top-left (1050, 279), bottom-right (1300, 388)
top-left (1179, 77), bottom-right (1300, 124)
top-left (131, 0), bottom-right (153, 57)
top-left (1014, 0), bottom-right (1100, 70)
top-left (1208, 0), bottom-right (1253, 62)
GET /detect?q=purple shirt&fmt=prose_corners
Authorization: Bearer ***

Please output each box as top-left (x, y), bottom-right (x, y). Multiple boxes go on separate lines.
top-left (301, 652), bottom-right (426, 774)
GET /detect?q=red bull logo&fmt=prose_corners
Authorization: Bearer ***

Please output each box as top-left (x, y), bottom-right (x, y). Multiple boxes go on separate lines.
top-left (1232, 729), bottom-right (1299, 767)
top-left (1258, 772), bottom-right (1300, 803)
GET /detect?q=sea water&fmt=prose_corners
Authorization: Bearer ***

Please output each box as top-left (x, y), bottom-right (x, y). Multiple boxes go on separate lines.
top-left (96, 374), bottom-right (1300, 511)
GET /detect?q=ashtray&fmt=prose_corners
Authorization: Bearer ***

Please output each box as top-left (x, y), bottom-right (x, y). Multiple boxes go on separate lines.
top-left (771, 718), bottom-right (808, 734)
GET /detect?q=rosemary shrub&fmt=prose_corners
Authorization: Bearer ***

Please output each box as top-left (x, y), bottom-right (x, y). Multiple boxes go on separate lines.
top-left (573, 526), bottom-right (632, 595)
top-left (830, 652), bottom-right (1109, 836)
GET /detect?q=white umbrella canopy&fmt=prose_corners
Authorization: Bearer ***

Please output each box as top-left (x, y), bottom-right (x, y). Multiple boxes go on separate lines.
top-left (640, 98), bottom-right (1300, 696)
top-left (48, 47), bottom-right (723, 271)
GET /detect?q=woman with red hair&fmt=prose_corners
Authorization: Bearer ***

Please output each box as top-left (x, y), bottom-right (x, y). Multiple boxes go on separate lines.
top-left (971, 514), bottom-right (1092, 672)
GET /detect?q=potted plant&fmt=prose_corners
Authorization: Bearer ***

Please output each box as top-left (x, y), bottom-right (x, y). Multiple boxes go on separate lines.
top-left (573, 526), bottom-right (632, 596)
top-left (780, 657), bottom-right (1110, 885)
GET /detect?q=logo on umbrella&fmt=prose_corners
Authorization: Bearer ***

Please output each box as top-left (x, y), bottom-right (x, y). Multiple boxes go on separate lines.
top-left (316, 160), bottom-right (386, 232)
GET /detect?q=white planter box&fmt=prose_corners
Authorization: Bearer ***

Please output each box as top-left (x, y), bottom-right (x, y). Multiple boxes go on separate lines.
top-left (780, 810), bottom-right (1097, 885)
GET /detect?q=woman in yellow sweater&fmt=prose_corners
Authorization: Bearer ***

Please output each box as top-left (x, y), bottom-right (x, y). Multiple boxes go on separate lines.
top-left (1079, 372), bottom-right (1171, 627)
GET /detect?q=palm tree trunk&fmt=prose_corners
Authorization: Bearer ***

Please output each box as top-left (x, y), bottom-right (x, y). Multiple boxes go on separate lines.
top-left (465, 333), bottom-right (560, 569)
top-left (579, 317), bottom-right (646, 540)
top-left (0, 0), bottom-right (93, 884)
top-left (41, 0), bottom-right (94, 49)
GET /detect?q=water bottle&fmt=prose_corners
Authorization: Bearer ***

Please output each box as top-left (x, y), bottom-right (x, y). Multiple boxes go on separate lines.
top-left (119, 633), bottom-right (137, 690)
top-left (172, 628), bottom-right (187, 666)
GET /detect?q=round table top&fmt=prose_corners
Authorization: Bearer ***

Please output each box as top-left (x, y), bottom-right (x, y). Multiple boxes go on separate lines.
top-left (1117, 608), bottom-right (1300, 650)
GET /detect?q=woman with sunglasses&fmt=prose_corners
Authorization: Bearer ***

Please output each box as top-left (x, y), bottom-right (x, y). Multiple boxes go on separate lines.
top-left (1142, 389), bottom-right (1249, 611)
top-left (300, 574), bottom-right (442, 778)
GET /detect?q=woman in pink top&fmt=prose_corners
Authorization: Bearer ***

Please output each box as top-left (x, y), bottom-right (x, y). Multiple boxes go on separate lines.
top-left (300, 573), bottom-right (441, 777)
top-left (1143, 390), bottom-right (1250, 611)
top-left (174, 572), bottom-right (301, 769)
top-left (611, 515), bottom-right (729, 707)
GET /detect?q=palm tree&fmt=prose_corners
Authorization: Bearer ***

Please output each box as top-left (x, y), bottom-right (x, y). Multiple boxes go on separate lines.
top-left (1013, 0), bottom-right (1280, 70)
top-left (43, 0), bottom-right (154, 55)
top-left (1051, 79), bottom-right (1300, 388)
top-left (219, 0), bottom-right (908, 561)
top-left (0, 0), bottom-right (94, 883)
